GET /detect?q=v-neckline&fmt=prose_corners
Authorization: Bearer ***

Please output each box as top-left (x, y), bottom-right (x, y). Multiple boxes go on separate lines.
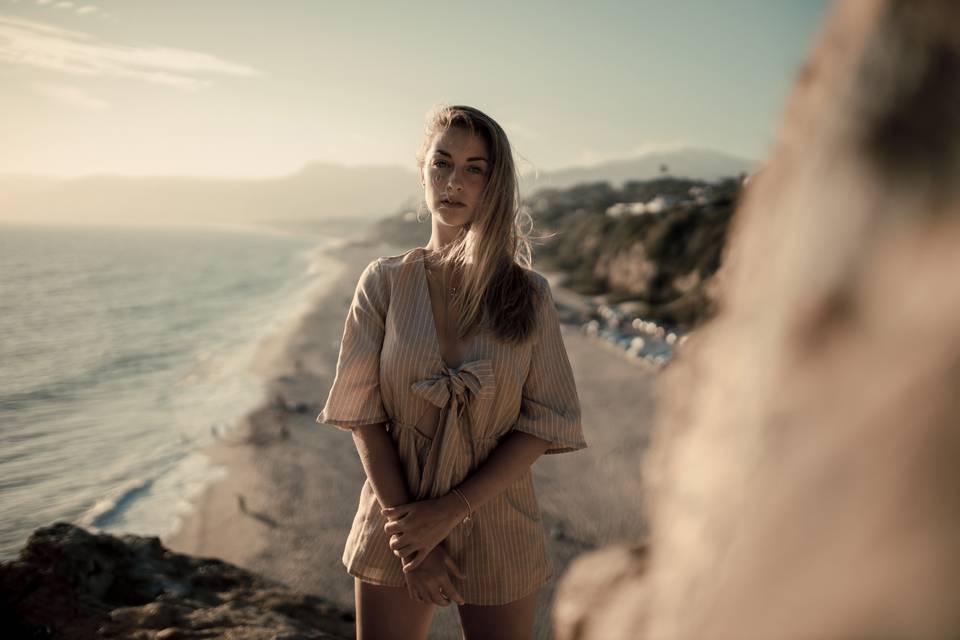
top-left (415, 246), bottom-right (468, 371)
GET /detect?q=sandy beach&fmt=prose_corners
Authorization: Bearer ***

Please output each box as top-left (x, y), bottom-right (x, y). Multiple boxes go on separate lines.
top-left (162, 239), bottom-right (658, 640)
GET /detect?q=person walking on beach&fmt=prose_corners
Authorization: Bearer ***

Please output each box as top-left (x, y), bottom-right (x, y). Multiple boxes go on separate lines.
top-left (316, 104), bottom-right (586, 640)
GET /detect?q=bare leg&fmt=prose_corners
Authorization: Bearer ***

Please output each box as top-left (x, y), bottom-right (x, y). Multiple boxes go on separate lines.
top-left (355, 578), bottom-right (436, 640)
top-left (457, 588), bottom-right (539, 640)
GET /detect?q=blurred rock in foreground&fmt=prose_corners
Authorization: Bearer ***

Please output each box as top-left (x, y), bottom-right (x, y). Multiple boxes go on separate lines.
top-left (0, 522), bottom-right (353, 639)
top-left (554, 0), bottom-right (960, 638)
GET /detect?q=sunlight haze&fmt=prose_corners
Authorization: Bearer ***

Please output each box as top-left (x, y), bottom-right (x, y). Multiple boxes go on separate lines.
top-left (1, 0), bottom-right (830, 179)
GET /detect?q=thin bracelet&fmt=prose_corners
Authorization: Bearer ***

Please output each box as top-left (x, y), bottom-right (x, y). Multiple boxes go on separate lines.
top-left (451, 488), bottom-right (473, 524)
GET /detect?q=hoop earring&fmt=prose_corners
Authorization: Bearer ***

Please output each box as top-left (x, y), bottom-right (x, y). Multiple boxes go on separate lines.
top-left (416, 201), bottom-right (430, 224)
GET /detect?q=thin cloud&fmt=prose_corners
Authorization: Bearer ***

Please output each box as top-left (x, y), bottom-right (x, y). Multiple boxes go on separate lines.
top-left (0, 15), bottom-right (260, 90)
top-left (32, 0), bottom-right (103, 18)
top-left (32, 81), bottom-right (108, 109)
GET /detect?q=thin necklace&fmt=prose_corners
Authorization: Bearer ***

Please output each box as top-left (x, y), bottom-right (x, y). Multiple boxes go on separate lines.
top-left (426, 251), bottom-right (459, 340)
top-left (442, 264), bottom-right (458, 296)
top-left (425, 249), bottom-right (458, 296)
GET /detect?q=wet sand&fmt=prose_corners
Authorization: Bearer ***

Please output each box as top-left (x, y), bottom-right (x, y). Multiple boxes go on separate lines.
top-left (163, 240), bottom-right (658, 639)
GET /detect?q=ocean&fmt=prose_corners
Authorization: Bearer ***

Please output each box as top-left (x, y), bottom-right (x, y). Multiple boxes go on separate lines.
top-left (0, 222), bottom-right (345, 560)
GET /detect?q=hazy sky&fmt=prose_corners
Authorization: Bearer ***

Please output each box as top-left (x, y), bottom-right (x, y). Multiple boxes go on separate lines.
top-left (1, 0), bottom-right (831, 178)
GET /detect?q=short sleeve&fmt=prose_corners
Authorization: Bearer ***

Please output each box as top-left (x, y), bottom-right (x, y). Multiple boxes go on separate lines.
top-left (512, 276), bottom-right (587, 454)
top-left (315, 259), bottom-right (390, 431)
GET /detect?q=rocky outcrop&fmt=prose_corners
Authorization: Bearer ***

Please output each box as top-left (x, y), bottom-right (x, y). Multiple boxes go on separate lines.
top-left (0, 522), bottom-right (354, 639)
top-left (533, 178), bottom-right (740, 330)
top-left (554, 0), bottom-right (960, 638)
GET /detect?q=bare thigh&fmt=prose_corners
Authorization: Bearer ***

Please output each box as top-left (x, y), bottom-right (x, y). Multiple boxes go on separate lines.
top-left (355, 578), bottom-right (436, 640)
top-left (457, 588), bottom-right (539, 640)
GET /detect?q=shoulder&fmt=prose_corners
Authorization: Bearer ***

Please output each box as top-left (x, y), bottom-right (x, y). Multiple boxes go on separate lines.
top-left (515, 266), bottom-right (557, 336)
top-left (371, 246), bottom-right (422, 272)
top-left (517, 265), bottom-right (553, 301)
top-left (519, 266), bottom-right (549, 289)
top-left (356, 247), bottom-right (421, 292)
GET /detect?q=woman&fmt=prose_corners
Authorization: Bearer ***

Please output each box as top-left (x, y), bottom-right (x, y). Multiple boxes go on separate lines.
top-left (317, 104), bottom-right (586, 640)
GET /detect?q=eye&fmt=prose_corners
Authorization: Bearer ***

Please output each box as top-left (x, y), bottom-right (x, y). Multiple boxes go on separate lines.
top-left (432, 160), bottom-right (447, 168)
top-left (469, 166), bottom-right (484, 174)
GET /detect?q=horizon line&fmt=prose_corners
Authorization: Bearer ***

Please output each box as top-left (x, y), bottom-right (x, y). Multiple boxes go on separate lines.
top-left (0, 147), bottom-right (757, 182)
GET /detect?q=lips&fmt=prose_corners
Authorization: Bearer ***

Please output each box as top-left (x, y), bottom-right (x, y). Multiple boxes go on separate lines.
top-left (440, 198), bottom-right (465, 207)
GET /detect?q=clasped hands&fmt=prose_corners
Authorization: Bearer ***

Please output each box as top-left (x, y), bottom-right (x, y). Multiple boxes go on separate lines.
top-left (381, 492), bottom-right (467, 573)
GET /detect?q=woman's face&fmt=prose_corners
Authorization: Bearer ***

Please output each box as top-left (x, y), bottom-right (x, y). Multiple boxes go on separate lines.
top-left (421, 127), bottom-right (489, 227)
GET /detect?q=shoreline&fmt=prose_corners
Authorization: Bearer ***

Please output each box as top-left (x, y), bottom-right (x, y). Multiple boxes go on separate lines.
top-left (162, 240), bottom-right (658, 639)
top-left (162, 239), bottom-right (388, 590)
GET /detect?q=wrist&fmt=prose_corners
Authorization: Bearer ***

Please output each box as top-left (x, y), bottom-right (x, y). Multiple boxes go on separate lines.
top-left (440, 491), bottom-right (469, 522)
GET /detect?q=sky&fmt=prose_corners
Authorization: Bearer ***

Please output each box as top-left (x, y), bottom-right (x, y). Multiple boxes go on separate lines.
top-left (1, 0), bottom-right (832, 179)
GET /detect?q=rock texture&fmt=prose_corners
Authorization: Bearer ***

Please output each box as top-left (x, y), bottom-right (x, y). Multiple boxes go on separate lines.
top-left (532, 178), bottom-right (741, 329)
top-left (0, 522), bottom-right (354, 639)
top-left (554, 0), bottom-right (960, 638)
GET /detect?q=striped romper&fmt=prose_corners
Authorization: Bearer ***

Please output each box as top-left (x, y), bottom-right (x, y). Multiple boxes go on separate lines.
top-left (316, 246), bottom-right (587, 605)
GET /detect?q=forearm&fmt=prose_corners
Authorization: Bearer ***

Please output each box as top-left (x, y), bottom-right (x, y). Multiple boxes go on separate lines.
top-left (380, 429), bottom-right (550, 571)
top-left (447, 430), bottom-right (551, 516)
top-left (351, 423), bottom-right (412, 510)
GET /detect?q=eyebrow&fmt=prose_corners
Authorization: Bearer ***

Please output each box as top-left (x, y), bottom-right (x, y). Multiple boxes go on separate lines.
top-left (435, 149), bottom-right (489, 163)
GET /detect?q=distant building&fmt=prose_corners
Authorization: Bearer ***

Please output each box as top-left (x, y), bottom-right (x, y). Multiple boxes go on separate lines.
top-left (605, 194), bottom-right (681, 217)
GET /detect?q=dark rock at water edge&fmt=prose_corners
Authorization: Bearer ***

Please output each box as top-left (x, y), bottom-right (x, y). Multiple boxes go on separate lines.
top-left (0, 522), bottom-right (354, 639)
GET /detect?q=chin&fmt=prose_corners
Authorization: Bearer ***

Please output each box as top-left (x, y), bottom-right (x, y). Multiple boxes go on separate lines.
top-left (433, 209), bottom-right (473, 227)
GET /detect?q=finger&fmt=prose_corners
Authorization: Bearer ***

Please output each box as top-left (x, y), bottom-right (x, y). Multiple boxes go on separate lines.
top-left (419, 588), bottom-right (436, 606)
top-left (381, 505), bottom-right (410, 519)
top-left (399, 556), bottom-right (419, 573)
top-left (439, 578), bottom-right (465, 606)
top-left (384, 521), bottom-right (402, 535)
top-left (400, 555), bottom-right (423, 573)
top-left (444, 554), bottom-right (467, 580)
top-left (389, 536), bottom-right (411, 552)
top-left (391, 541), bottom-right (415, 558)
top-left (429, 588), bottom-right (448, 606)
top-left (389, 535), bottom-right (413, 551)
top-left (402, 552), bottom-right (424, 573)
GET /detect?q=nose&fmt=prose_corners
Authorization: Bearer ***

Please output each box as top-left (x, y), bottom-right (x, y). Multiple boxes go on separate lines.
top-left (445, 168), bottom-right (464, 192)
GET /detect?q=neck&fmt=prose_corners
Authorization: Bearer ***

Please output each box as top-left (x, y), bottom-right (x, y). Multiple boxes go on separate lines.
top-left (425, 216), bottom-right (464, 252)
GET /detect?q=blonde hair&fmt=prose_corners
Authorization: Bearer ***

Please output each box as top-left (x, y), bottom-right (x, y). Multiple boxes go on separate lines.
top-left (415, 104), bottom-right (543, 344)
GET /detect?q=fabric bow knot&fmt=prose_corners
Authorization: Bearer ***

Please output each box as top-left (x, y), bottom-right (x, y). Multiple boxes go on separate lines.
top-left (407, 359), bottom-right (496, 510)
top-left (410, 359), bottom-right (495, 410)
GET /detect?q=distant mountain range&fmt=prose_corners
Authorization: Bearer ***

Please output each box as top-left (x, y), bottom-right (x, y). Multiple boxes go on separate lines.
top-left (520, 148), bottom-right (756, 191)
top-left (0, 149), bottom-right (756, 231)
top-left (0, 162), bottom-right (419, 231)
